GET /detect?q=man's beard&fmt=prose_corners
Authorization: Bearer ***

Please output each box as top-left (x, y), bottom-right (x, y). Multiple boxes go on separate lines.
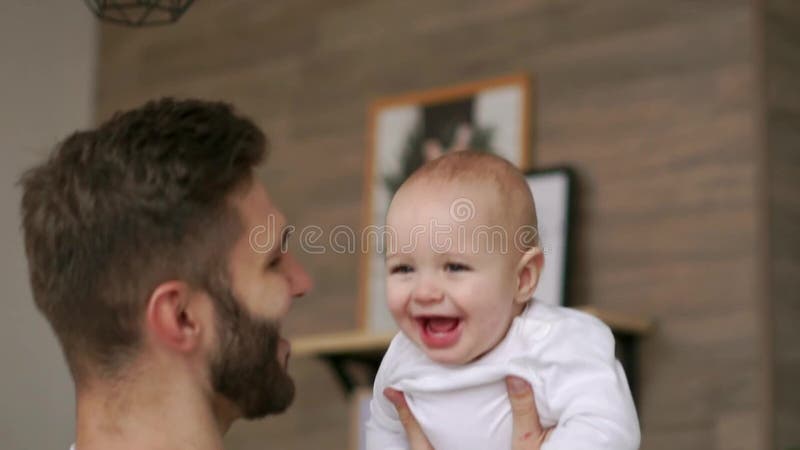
top-left (209, 287), bottom-right (295, 419)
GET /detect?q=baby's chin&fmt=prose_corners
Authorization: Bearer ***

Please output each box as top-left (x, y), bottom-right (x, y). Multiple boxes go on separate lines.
top-left (418, 342), bottom-right (482, 366)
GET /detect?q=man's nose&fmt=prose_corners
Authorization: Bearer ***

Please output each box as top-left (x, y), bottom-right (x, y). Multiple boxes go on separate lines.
top-left (286, 253), bottom-right (313, 298)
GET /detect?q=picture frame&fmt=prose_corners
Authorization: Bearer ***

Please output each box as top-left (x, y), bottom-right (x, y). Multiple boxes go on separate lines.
top-left (524, 167), bottom-right (575, 308)
top-left (358, 74), bottom-right (534, 333)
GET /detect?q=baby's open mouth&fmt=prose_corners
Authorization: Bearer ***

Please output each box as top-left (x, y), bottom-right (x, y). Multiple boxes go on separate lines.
top-left (415, 316), bottom-right (463, 349)
top-left (419, 317), bottom-right (460, 334)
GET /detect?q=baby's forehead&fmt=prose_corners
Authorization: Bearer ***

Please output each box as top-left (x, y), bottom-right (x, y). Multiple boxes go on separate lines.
top-left (387, 151), bottom-right (539, 250)
top-left (387, 182), bottom-right (525, 244)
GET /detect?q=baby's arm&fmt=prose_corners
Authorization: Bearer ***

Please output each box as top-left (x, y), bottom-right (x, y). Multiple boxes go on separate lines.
top-left (535, 311), bottom-right (641, 450)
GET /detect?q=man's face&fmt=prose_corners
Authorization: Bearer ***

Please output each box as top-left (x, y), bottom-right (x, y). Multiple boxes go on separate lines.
top-left (209, 179), bottom-right (312, 419)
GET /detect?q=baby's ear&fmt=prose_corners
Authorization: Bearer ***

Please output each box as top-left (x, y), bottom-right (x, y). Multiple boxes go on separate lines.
top-left (514, 247), bottom-right (544, 304)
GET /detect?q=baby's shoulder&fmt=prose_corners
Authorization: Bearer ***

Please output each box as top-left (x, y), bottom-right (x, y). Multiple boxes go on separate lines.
top-left (518, 301), bottom-right (613, 343)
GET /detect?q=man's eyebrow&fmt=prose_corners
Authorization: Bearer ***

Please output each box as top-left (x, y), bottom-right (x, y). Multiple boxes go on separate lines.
top-left (280, 226), bottom-right (292, 252)
top-left (263, 225), bottom-right (290, 264)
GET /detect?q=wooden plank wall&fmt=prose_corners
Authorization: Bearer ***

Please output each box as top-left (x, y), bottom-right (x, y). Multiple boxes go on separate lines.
top-left (761, 0), bottom-right (800, 448)
top-left (96, 1), bottom-right (769, 449)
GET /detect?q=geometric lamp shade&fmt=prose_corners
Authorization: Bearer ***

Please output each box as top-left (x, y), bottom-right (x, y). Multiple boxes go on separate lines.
top-left (82, 0), bottom-right (195, 26)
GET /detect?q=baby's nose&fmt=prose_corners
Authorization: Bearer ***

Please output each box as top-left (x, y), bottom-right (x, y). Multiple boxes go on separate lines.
top-left (412, 280), bottom-right (444, 304)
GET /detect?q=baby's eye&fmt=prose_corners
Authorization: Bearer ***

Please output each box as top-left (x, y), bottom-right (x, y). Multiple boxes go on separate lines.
top-left (444, 262), bottom-right (470, 272)
top-left (390, 264), bottom-right (414, 275)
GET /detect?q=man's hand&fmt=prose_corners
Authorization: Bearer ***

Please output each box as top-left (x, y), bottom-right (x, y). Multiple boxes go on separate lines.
top-left (384, 376), bottom-right (552, 450)
top-left (506, 376), bottom-right (553, 449)
top-left (383, 388), bottom-right (434, 450)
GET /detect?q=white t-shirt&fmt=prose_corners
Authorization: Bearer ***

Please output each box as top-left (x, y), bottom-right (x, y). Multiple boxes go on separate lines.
top-left (366, 301), bottom-right (641, 450)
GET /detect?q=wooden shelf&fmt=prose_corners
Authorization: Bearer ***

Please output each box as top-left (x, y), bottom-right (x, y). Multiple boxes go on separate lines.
top-left (291, 306), bottom-right (653, 357)
top-left (292, 331), bottom-right (395, 357)
top-left (578, 306), bottom-right (654, 335)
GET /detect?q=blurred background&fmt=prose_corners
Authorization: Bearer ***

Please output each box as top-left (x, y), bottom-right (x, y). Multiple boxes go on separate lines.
top-left (1, 1), bottom-right (797, 449)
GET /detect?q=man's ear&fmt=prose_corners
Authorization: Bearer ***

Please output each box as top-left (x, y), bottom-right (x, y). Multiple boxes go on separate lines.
top-left (145, 281), bottom-right (206, 354)
top-left (514, 247), bottom-right (544, 304)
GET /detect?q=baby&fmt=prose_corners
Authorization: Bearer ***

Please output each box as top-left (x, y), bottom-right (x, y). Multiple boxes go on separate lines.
top-left (366, 152), bottom-right (640, 450)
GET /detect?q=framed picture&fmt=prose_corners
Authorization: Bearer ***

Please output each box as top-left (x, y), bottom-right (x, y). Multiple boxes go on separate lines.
top-left (524, 167), bottom-right (575, 307)
top-left (359, 74), bottom-right (534, 333)
top-left (349, 388), bottom-right (373, 450)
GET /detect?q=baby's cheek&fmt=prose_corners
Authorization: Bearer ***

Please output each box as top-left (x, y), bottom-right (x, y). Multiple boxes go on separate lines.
top-left (386, 296), bottom-right (407, 322)
top-left (478, 304), bottom-right (513, 341)
top-left (385, 281), bottom-right (408, 315)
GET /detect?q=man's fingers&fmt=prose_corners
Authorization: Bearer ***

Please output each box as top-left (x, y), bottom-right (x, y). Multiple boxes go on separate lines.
top-left (506, 376), bottom-right (542, 430)
top-left (506, 376), bottom-right (545, 449)
top-left (384, 388), bottom-right (414, 429)
top-left (384, 388), bottom-right (434, 450)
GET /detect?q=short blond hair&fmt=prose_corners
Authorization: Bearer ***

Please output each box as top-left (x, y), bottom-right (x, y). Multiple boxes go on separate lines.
top-left (401, 151), bottom-right (539, 248)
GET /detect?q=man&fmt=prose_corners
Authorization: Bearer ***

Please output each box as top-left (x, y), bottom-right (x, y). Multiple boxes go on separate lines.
top-left (20, 98), bottom-right (311, 449)
top-left (20, 98), bottom-right (546, 449)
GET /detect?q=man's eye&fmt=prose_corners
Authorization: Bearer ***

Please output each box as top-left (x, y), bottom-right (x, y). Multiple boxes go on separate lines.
top-left (445, 262), bottom-right (469, 272)
top-left (390, 265), bottom-right (413, 275)
top-left (268, 256), bottom-right (283, 269)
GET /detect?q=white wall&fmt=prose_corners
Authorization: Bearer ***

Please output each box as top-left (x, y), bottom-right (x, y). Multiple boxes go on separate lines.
top-left (0, 2), bottom-right (96, 448)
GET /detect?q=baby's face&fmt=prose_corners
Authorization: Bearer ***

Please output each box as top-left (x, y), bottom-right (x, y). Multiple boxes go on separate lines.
top-left (385, 183), bottom-right (522, 365)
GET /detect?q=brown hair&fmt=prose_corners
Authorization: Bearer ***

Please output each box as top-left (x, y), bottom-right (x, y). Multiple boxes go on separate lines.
top-left (19, 98), bottom-right (266, 380)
